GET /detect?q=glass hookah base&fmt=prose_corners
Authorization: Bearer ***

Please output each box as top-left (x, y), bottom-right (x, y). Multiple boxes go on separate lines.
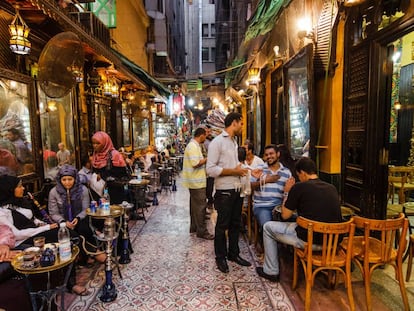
top-left (100, 282), bottom-right (117, 302)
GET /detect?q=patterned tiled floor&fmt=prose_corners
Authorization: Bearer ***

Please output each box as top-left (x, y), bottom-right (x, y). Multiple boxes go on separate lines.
top-left (67, 177), bottom-right (414, 311)
top-left (68, 180), bottom-right (294, 311)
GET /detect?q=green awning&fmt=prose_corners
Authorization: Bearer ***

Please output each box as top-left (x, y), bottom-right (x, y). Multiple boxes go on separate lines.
top-left (243, 0), bottom-right (291, 43)
top-left (225, 58), bottom-right (245, 88)
top-left (111, 48), bottom-right (171, 98)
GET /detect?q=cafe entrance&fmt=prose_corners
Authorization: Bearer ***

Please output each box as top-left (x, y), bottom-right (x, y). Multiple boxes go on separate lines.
top-left (341, 2), bottom-right (414, 219)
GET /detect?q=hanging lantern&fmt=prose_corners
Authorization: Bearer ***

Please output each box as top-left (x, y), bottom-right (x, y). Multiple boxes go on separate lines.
top-left (103, 79), bottom-right (112, 96)
top-left (9, 8), bottom-right (31, 55)
top-left (111, 81), bottom-right (119, 98)
top-left (247, 68), bottom-right (260, 85)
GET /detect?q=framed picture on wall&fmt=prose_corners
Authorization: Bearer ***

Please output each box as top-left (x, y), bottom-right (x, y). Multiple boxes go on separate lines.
top-left (284, 44), bottom-right (315, 159)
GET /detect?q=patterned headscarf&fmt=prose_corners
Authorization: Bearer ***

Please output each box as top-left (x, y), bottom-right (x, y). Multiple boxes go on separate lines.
top-left (91, 131), bottom-right (126, 169)
top-left (55, 164), bottom-right (84, 221)
top-left (55, 165), bottom-right (83, 201)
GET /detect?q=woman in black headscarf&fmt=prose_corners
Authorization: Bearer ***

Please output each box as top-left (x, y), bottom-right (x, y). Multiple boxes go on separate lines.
top-left (0, 174), bottom-right (89, 295)
top-left (48, 164), bottom-right (105, 263)
top-left (0, 175), bottom-right (59, 246)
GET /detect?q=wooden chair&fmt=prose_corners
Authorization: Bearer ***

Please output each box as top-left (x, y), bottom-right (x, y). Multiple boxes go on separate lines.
top-left (342, 213), bottom-right (409, 311)
top-left (406, 234), bottom-right (414, 282)
top-left (292, 217), bottom-right (356, 311)
top-left (388, 166), bottom-right (414, 204)
top-left (241, 195), bottom-right (252, 242)
top-left (388, 174), bottom-right (407, 204)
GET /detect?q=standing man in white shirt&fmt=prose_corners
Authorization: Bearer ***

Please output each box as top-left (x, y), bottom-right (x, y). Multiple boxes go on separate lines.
top-left (206, 112), bottom-right (251, 273)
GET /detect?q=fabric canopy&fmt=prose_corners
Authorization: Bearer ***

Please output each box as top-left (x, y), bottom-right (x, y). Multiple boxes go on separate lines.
top-left (243, 0), bottom-right (291, 43)
top-left (111, 48), bottom-right (171, 98)
top-left (224, 58), bottom-right (246, 89)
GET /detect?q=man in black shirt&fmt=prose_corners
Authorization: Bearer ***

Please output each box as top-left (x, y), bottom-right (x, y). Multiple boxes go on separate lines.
top-left (256, 157), bottom-right (342, 282)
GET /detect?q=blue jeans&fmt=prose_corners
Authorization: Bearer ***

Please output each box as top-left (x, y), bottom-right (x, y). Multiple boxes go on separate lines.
top-left (262, 221), bottom-right (304, 276)
top-left (253, 206), bottom-right (274, 227)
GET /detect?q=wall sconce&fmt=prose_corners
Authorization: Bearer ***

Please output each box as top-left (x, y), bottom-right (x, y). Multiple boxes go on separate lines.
top-left (273, 45), bottom-right (280, 58)
top-left (297, 17), bottom-right (315, 48)
top-left (247, 68), bottom-right (260, 85)
top-left (9, 7), bottom-right (31, 55)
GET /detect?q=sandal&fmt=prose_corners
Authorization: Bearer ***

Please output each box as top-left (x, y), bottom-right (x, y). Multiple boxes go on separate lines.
top-left (71, 285), bottom-right (90, 296)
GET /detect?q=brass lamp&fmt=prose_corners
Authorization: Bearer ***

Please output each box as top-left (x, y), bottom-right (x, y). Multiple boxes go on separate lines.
top-left (103, 79), bottom-right (112, 96)
top-left (9, 8), bottom-right (31, 55)
top-left (247, 68), bottom-right (260, 85)
top-left (111, 81), bottom-right (119, 98)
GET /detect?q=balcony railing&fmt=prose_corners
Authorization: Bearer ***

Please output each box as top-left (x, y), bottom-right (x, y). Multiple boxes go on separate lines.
top-left (69, 12), bottom-right (110, 46)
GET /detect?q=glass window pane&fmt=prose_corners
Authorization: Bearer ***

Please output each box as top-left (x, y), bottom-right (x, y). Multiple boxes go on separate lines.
top-left (38, 87), bottom-right (75, 179)
top-left (133, 117), bottom-right (149, 150)
top-left (211, 23), bottom-right (215, 37)
top-left (202, 47), bottom-right (209, 61)
top-left (0, 78), bottom-right (33, 176)
top-left (202, 24), bottom-right (209, 37)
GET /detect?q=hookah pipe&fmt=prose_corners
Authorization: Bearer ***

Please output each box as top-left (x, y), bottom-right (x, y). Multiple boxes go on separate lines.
top-left (66, 189), bottom-right (73, 221)
top-left (119, 202), bottom-right (132, 264)
top-left (27, 192), bottom-right (53, 224)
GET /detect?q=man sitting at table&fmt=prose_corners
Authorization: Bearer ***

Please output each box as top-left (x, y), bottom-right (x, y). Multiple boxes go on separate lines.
top-left (255, 157), bottom-right (343, 282)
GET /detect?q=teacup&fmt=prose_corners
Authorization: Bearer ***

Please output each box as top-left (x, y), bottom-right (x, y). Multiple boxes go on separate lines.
top-left (33, 236), bottom-right (45, 250)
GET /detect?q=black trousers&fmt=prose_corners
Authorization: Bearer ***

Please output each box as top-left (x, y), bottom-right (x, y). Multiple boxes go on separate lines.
top-left (206, 177), bottom-right (215, 204)
top-left (214, 189), bottom-right (243, 259)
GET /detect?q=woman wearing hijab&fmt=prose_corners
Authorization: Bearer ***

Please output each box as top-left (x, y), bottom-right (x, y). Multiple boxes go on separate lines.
top-left (91, 131), bottom-right (129, 203)
top-left (0, 175), bottom-right (88, 295)
top-left (91, 132), bottom-right (134, 255)
top-left (0, 175), bottom-right (58, 246)
top-left (48, 164), bottom-right (105, 264)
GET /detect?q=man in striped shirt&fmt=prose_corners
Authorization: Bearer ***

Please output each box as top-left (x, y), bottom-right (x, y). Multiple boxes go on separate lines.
top-left (182, 127), bottom-right (214, 240)
top-left (251, 145), bottom-right (292, 227)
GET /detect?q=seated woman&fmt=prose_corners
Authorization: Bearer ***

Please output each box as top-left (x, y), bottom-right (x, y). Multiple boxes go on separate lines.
top-left (0, 175), bottom-right (59, 246)
top-left (0, 175), bottom-right (88, 295)
top-left (91, 131), bottom-right (129, 204)
top-left (48, 164), bottom-right (105, 264)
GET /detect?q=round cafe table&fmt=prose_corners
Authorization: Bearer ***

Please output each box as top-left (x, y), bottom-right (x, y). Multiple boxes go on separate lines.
top-left (130, 172), bottom-right (150, 179)
top-left (12, 246), bottom-right (80, 311)
top-left (128, 179), bottom-right (150, 221)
